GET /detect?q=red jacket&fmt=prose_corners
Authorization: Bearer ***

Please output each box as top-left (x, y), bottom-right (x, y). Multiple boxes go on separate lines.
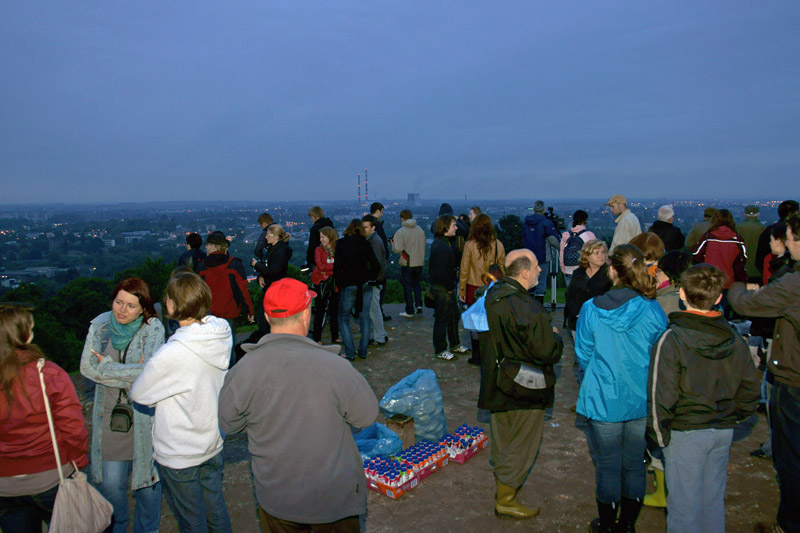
top-left (692, 226), bottom-right (747, 289)
top-left (311, 246), bottom-right (334, 286)
top-left (0, 356), bottom-right (89, 476)
top-left (197, 252), bottom-right (255, 319)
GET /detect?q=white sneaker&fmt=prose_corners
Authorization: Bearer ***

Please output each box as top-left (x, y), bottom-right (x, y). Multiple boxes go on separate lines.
top-left (451, 345), bottom-right (471, 354)
top-left (399, 312), bottom-right (414, 318)
top-left (436, 350), bottom-right (457, 361)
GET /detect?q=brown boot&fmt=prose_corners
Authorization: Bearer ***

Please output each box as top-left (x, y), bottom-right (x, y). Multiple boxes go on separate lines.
top-left (494, 479), bottom-right (540, 519)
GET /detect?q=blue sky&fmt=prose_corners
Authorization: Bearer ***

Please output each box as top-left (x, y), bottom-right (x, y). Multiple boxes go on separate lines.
top-left (1, 1), bottom-right (798, 203)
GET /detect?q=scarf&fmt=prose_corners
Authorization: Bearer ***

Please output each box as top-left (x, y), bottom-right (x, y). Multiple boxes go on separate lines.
top-left (109, 314), bottom-right (143, 352)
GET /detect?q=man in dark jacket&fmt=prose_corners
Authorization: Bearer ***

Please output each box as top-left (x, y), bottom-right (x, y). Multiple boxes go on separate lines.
top-left (362, 215), bottom-right (388, 345)
top-left (729, 212), bottom-right (800, 533)
top-left (306, 206), bottom-right (335, 270)
top-left (478, 248), bottom-right (563, 520)
top-left (370, 202), bottom-right (391, 321)
top-left (177, 232), bottom-right (206, 272)
top-left (522, 201), bottom-right (560, 304)
top-left (647, 264), bottom-right (759, 533)
top-left (648, 205), bottom-right (685, 252)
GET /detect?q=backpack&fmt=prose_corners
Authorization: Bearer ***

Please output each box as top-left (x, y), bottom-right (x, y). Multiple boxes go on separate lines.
top-left (563, 229), bottom-right (587, 267)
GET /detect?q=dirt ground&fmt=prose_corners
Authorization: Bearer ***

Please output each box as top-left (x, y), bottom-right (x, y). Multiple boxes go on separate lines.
top-left (76, 303), bottom-right (779, 532)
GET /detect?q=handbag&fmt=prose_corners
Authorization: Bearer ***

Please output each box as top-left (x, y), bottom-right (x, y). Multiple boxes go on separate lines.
top-left (487, 241), bottom-right (504, 281)
top-left (109, 345), bottom-right (133, 433)
top-left (37, 359), bottom-right (113, 533)
top-left (495, 355), bottom-right (553, 401)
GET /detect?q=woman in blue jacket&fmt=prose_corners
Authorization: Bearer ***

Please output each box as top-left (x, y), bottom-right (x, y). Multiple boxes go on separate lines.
top-left (575, 244), bottom-right (667, 533)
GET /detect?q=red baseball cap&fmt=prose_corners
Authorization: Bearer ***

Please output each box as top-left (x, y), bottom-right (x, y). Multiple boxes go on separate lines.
top-left (263, 278), bottom-right (317, 318)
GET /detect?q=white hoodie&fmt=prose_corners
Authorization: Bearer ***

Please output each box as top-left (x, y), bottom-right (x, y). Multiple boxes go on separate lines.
top-left (131, 315), bottom-right (232, 469)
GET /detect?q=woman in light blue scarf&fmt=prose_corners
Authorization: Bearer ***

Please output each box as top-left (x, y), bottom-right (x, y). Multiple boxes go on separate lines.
top-left (80, 278), bottom-right (165, 533)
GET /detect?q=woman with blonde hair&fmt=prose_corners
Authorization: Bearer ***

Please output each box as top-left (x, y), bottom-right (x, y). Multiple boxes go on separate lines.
top-left (251, 224), bottom-right (293, 333)
top-left (311, 226), bottom-right (340, 343)
top-left (0, 305), bottom-right (89, 532)
top-left (565, 240), bottom-right (612, 334)
top-left (575, 245), bottom-right (667, 532)
top-left (459, 214), bottom-right (505, 365)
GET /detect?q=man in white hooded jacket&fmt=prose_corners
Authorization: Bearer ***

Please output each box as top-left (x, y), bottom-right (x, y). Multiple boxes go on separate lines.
top-left (131, 271), bottom-right (232, 533)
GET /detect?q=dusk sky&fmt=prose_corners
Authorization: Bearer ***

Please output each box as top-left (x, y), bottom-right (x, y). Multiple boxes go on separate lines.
top-left (1, 2), bottom-right (798, 204)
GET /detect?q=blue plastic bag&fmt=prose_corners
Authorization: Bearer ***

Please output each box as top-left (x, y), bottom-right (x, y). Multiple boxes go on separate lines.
top-left (379, 369), bottom-right (447, 442)
top-left (353, 423), bottom-right (403, 460)
top-left (462, 282), bottom-right (494, 332)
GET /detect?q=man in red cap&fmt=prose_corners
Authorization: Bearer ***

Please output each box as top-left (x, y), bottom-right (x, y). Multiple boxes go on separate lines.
top-left (218, 278), bottom-right (378, 532)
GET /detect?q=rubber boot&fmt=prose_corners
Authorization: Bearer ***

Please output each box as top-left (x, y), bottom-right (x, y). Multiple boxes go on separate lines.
top-left (467, 338), bottom-right (481, 366)
top-left (614, 497), bottom-right (642, 533)
top-left (494, 479), bottom-right (539, 519)
top-left (588, 500), bottom-right (618, 533)
top-left (643, 469), bottom-right (666, 508)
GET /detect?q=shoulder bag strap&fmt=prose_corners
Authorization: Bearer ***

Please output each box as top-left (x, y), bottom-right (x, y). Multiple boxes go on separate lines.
top-left (37, 358), bottom-right (65, 484)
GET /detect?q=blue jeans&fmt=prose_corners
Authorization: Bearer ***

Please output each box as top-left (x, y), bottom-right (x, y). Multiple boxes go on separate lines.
top-left (96, 460), bottom-right (162, 533)
top-left (338, 284), bottom-right (373, 359)
top-left (0, 483), bottom-right (59, 533)
top-left (663, 428), bottom-right (733, 533)
top-left (585, 418), bottom-right (647, 504)
top-left (771, 381), bottom-right (800, 532)
top-left (156, 453), bottom-right (231, 533)
top-left (400, 266), bottom-right (423, 313)
top-left (534, 261), bottom-right (549, 297)
top-left (368, 284), bottom-right (387, 343)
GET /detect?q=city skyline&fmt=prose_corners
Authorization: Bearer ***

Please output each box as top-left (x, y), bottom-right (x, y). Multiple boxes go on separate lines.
top-left (2, 2), bottom-right (798, 203)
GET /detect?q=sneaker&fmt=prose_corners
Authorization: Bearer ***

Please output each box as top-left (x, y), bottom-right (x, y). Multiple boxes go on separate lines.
top-left (750, 448), bottom-right (772, 460)
top-left (451, 345), bottom-right (471, 354)
top-left (436, 350), bottom-right (457, 361)
top-left (399, 312), bottom-right (414, 318)
top-left (416, 307), bottom-right (424, 314)
top-left (376, 338), bottom-right (389, 346)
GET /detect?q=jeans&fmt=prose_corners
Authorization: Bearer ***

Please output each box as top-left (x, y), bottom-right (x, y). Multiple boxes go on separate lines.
top-left (431, 284), bottom-right (459, 354)
top-left (0, 483), bottom-right (59, 533)
top-left (771, 381), bottom-right (800, 532)
top-left (368, 284), bottom-right (387, 343)
top-left (663, 428), bottom-right (733, 533)
top-left (400, 266), bottom-right (423, 313)
top-left (338, 284), bottom-right (373, 359)
top-left (156, 453), bottom-right (231, 533)
top-left (585, 418), bottom-right (647, 504)
top-left (534, 261), bottom-right (550, 297)
top-left (96, 460), bottom-right (162, 533)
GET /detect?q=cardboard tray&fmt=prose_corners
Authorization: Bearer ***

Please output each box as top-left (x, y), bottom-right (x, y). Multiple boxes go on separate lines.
top-left (366, 475), bottom-right (418, 500)
top-left (449, 435), bottom-right (489, 464)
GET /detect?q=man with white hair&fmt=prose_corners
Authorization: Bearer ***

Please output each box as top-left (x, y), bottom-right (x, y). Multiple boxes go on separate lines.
top-left (648, 204), bottom-right (685, 252)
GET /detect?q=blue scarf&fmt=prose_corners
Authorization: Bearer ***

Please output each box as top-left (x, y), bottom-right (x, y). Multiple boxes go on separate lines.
top-left (109, 314), bottom-right (143, 352)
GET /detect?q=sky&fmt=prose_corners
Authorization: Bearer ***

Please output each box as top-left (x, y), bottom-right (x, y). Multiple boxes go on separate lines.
top-left (1, 1), bottom-right (798, 203)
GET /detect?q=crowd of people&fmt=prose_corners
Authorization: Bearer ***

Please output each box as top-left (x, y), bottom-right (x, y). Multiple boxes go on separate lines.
top-left (1, 196), bottom-right (798, 533)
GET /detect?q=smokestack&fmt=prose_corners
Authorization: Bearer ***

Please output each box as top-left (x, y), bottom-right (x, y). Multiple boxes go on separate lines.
top-left (364, 169), bottom-right (368, 208)
top-left (357, 173), bottom-right (361, 207)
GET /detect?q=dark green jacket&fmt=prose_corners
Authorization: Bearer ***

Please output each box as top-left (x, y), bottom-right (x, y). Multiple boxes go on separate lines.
top-left (478, 277), bottom-right (563, 411)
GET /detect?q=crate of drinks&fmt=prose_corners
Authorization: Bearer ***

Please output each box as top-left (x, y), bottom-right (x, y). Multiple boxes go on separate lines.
top-left (395, 440), bottom-right (449, 482)
top-left (443, 424), bottom-right (488, 464)
top-left (364, 457), bottom-right (418, 500)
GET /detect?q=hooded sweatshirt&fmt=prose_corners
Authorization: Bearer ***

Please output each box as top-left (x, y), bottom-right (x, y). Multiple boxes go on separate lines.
top-left (575, 287), bottom-right (667, 422)
top-left (522, 213), bottom-right (560, 263)
top-left (647, 311), bottom-right (760, 447)
top-left (130, 315), bottom-right (232, 469)
top-left (391, 218), bottom-right (426, 267)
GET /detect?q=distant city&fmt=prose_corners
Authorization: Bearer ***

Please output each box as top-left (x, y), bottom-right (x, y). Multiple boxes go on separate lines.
top-left (0, 197), bottom-right (787, 292)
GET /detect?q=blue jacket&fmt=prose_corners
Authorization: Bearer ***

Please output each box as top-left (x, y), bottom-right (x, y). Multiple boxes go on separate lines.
top-left (522, 214), bottom-right (559, 263)
top-left (575, 287), bottom-right (667, 422)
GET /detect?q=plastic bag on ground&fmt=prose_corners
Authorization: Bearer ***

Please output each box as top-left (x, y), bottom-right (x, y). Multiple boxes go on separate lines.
top-left (354, 423), bottom-right (403, 460)
top-left (379, 369), bottom-right (447, 442)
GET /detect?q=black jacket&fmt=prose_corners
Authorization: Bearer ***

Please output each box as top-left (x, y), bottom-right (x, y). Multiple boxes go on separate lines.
top-left (253, 240), bottom-right (292, 292)
top-left (429, 236), bottom-right (458, 289)
top-left (306, 217), bottom-right (335, 266)
top-left (648, 220), bottom-right (685, 252)
top-left (178, 248), bottom-right (206, 272)
top-left (375, 219), bottom-right (389, 259)
top-left (478, 277), bottom-right (563, 411)
top-left (647, 311), bottom-right (760, 447)
top-left (333, 234), bottom-right (380, 289)
top-left (565, 265), bottom-right (612, 330)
